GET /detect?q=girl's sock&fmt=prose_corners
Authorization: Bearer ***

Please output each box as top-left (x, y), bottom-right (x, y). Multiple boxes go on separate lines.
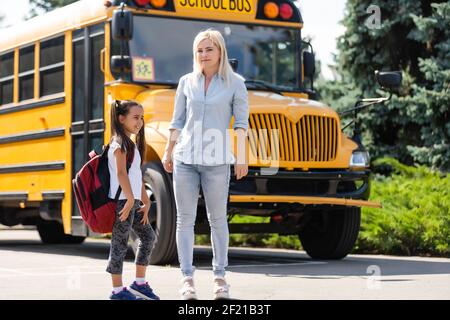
top-left (113, 286), bottom-right (125, 294)
top-left (135, 277), bottom-right (146, 285)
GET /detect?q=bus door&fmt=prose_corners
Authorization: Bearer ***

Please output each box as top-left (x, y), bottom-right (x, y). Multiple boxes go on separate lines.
top-left (70, 24), bottom-right (105, 236)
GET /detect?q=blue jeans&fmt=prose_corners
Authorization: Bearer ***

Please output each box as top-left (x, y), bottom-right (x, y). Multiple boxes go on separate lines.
top-left (173, 159), bottom-right (231, 278)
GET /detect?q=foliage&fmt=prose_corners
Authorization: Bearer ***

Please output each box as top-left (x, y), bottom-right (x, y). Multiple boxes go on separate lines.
top-left (30, 0), bottom-right (78, 12)
top-left (355, 157), bottom-right (450, 256)
top-left (196, 215), bottom-right (301, 250)
top-left (317, 0), bottom-right (450, 171)
top-left (28, 0), bottom-right (78, 18)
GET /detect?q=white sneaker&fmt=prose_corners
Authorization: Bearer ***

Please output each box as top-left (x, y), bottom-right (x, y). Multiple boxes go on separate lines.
top-left (213, 276), bottom-right (230, 300)
top-left (179, 276), bottom-right (197, 300)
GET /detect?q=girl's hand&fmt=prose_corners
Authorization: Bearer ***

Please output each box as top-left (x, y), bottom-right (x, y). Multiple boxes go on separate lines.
top-left (162, 150), bottom-right (173, 173)
top-left (140, 212), bottom-right (149, 225)
top-left (138, 200), bottom-right (151, 225)
top-left (118, 199), bottom-right (134, 222)
top-left (235, 163), bottom-right (248, 180)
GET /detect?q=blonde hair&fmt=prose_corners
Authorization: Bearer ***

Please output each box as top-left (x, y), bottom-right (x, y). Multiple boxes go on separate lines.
top-left (191, 28), bottom-right (235, 87)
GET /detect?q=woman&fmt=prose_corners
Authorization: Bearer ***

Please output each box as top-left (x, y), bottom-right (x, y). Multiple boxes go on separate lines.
top-left (162, 29), bottom-right (249, 300)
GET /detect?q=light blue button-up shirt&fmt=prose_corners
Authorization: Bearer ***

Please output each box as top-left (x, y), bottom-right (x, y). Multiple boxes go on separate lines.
top-left (169, 72), bottom-right (249, 166)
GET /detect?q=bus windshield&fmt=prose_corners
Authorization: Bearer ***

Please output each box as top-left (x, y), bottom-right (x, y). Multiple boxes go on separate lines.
top-left (128, 15), bottom-right (301, 90)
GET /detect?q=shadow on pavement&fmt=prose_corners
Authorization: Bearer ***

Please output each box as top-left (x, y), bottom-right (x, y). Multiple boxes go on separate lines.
top-left (1, 229), bottom-right (449, 279)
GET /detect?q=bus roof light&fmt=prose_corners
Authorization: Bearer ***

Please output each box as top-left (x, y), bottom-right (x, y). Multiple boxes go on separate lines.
top-left (133, 0), bottom-right (150, 6)
top-left (264, 2), bottom-right (279, 19)
top-left (279, 3), bottom-right (293, 20)
top-left (150, 0), bottom-right (167, 8)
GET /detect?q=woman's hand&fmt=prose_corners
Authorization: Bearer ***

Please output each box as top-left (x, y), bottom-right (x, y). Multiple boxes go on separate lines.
top-left (118, 198), bottom-right (134, 222)
top-left (234, 128), bottom-right (248, 180)
top-left (138, 199), bottom-right (151, 225)
top-left (235, 163), bottom-right (248, 180)
top-left (162, 150), bottom-right (173, 173)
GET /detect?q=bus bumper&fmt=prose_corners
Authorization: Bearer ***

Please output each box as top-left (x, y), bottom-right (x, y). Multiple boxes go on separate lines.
top-left (228, 168), bottom-right (380, 209)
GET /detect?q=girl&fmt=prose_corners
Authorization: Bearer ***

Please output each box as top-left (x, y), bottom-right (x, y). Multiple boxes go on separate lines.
top-left (106, 100), bottom-right (159, 300)
top-left (162, 29), bottom-right (249, 300)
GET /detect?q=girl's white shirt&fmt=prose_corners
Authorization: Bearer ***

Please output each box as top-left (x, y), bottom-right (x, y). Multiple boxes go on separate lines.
top-left (107, 138), bottom-right (142, 201)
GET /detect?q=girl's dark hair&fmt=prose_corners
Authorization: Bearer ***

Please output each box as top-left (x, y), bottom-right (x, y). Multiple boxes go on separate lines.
top-left (110, 100), bottom-right (146, 165)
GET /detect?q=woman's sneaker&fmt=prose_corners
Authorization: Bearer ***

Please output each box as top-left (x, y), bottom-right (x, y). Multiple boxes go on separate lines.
top-left (129, 281), bottom-right (160, 300)
top-left (109, 287), bottom-right (140, 300)
top-left (179, 276), bottom-right (197, 300)
top-left (213, 276), bottom-right (230, 300)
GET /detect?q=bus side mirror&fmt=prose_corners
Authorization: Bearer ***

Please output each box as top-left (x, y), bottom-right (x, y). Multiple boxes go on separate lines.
top-left (111, 55), bottom-right (132, 74)
top-left (112, 7), bottom-right (133, 40)
top-left (375, 71), bottom-right (402, 91)
top-left (229, 59), bottom-right (238, 72)
top-left (303, 51), bottom-right (315, 78)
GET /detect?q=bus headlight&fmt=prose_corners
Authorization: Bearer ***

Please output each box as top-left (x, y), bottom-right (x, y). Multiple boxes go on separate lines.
top-left (350, 151), bottom-right (370, 168)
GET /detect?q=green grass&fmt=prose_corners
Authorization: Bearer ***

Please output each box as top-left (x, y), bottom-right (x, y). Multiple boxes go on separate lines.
top-left (196, 215), bottom-right (302, 250)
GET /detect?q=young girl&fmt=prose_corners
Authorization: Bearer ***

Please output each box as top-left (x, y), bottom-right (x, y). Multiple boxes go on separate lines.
top-left (106, 100), bottom-right (160, 300)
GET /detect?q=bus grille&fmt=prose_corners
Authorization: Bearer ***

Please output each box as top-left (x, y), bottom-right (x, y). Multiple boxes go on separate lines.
top-left (248, 114), bottom-right (339, 162)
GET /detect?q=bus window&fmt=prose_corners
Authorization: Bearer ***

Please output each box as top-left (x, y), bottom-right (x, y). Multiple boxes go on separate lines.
top-left (126, 15), bottom-right (300, 90)
top-left (39, 36), bottom-right (64, 97)
top-left (0, 51), bottom-right (14, 105)
top-left (73, 30), bottom-right (85, 122)
top-left (19, 45), bottom-right (35, 101)
top-left (90, 24), bottom-right (105, 120)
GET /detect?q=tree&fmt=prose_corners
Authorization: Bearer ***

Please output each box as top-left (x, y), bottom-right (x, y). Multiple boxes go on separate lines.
top-left (0, 14), bottom-right (7, 28)
top-left (318, 0), bottom-right (450, 171)
top-left (30, 0), bottom-right (78, 12)
top-left (28, 0), bottom-right (78, 18)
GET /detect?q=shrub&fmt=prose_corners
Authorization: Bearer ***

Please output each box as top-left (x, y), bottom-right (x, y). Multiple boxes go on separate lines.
top-left (355, 157), bottom-right (450, 256)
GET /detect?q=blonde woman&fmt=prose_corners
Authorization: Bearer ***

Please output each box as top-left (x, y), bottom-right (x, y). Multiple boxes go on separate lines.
top-left (162, 29), bottom-right (249, 300)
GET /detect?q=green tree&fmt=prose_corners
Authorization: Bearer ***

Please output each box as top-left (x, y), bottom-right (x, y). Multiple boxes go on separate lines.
top-left (30, 0), bottom-right (78, 12)
top-left (28, 0), bottom-right (78, 18)
top-left (318, 0), bottom-right (450, 171)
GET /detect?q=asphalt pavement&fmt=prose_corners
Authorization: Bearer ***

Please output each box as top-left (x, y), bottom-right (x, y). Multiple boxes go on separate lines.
top-left (0, 228), bottom-right (449, 300)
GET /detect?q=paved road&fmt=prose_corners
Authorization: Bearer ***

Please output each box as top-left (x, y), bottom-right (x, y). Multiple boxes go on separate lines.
top-left (0, 228), bottom-right (449, 300)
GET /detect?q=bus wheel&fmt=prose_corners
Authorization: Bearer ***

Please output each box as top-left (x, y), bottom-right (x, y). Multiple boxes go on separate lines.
top-left (37, 220), bottom-right (86, 244)
top-left (63, 234), bottom-right (86, 244)
top-left (298, 207), bottom-right (361, 260)
top-left (131, 161), bottom-right (177, 265)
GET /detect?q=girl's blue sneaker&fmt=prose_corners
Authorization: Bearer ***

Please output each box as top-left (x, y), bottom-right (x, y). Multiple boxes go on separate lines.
top-left (129, 281), bottom-right (160, 300)
top-left (109, 287), bottom-right (140, 300)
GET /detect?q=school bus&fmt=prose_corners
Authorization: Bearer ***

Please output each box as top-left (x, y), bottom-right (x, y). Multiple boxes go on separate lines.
top-left (0, 0), bottom-right (400, 263)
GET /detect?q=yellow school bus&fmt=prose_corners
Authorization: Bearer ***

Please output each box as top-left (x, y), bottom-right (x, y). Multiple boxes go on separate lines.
top-left (0, 0), bottom-right (395, 263)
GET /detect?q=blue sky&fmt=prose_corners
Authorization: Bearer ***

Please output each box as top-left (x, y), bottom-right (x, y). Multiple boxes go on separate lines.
top-left (0, 0), bottom-right (347, 80)
top-left (298, 0), bottom-right (347, 79)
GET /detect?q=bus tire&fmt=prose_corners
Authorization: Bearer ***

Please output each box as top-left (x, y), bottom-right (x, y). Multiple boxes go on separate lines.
top-left (37, 220), bottom-right (86, 244)
top-left (63, 234), bottom-right (86, 244)
top-left (131, 161), bottom-right (177, 265)
top-left (298, 207), bottom-right (361, 260)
